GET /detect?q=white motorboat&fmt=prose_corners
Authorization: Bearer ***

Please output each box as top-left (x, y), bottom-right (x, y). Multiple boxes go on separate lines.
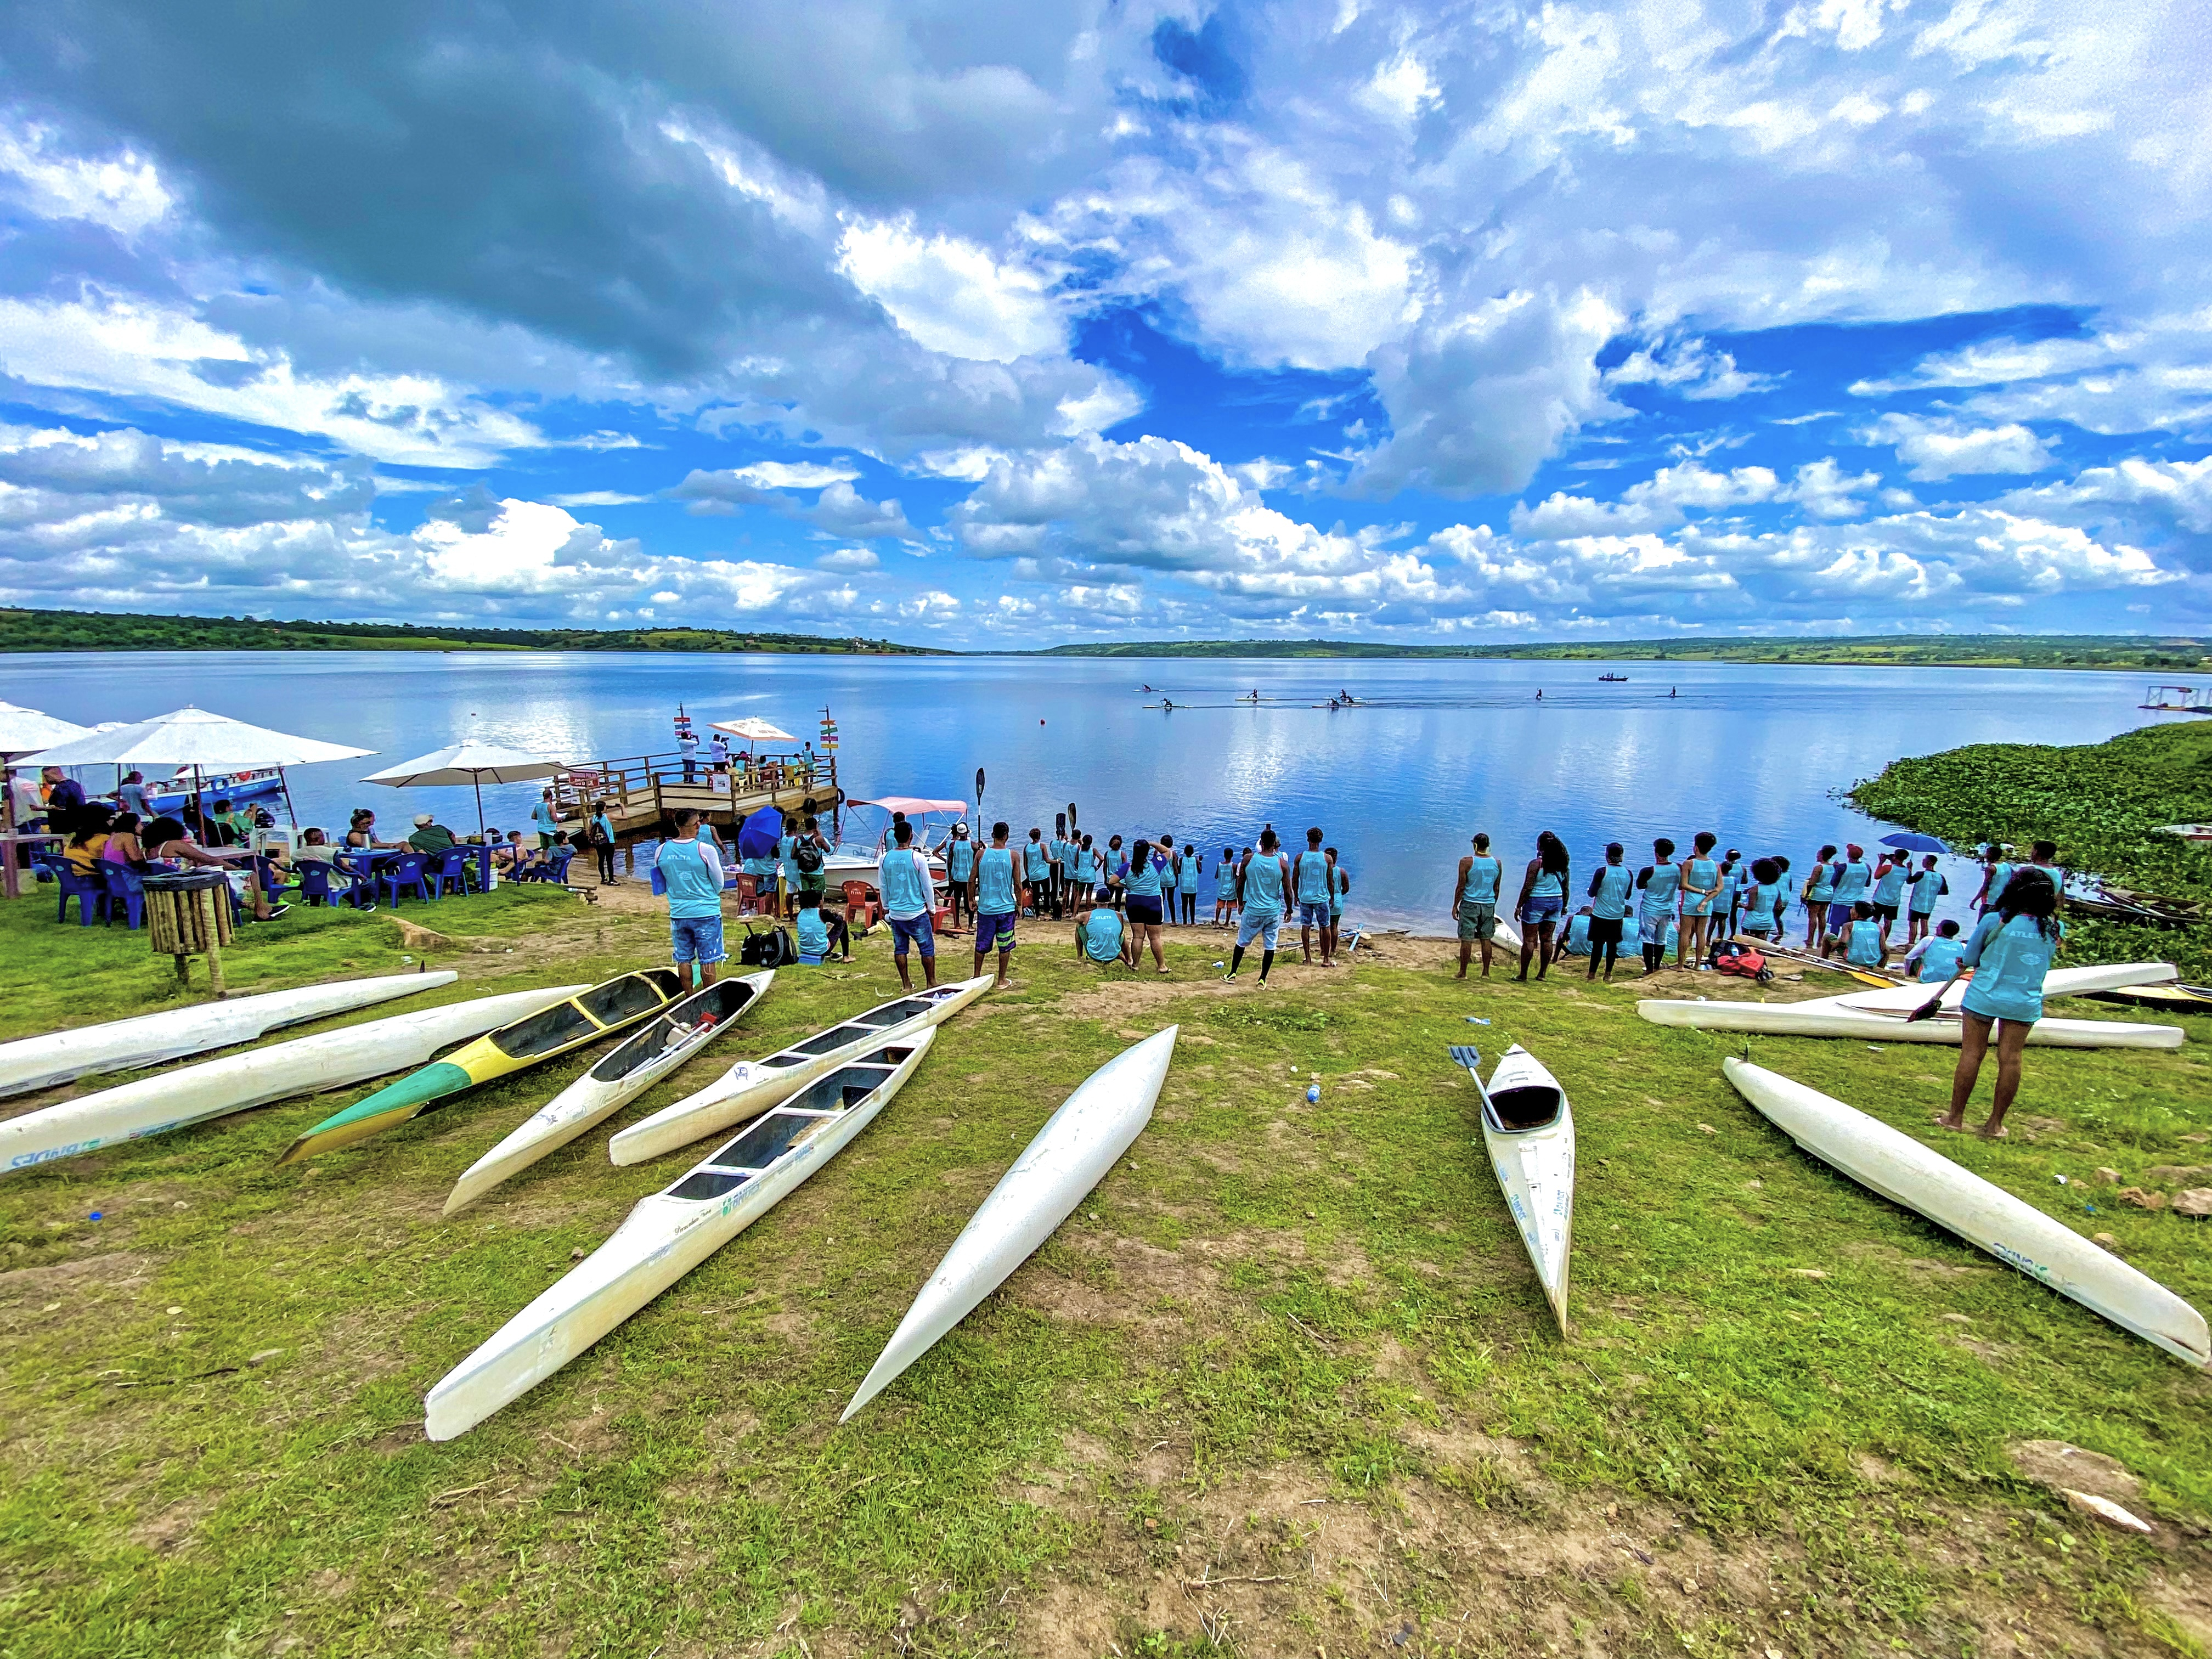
top-left (425, 1031), bottom-right (936, 1440)
top-left (842, 1026), bottom-right (1176, 1420)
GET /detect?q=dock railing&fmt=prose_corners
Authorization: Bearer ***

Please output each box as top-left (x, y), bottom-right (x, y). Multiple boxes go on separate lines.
top-left (547, 749), bottom-right (839, 839)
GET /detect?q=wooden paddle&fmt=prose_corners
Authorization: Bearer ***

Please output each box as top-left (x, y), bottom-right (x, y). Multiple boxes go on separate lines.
top-left (1906, 972), bottom-right (1965, 1023)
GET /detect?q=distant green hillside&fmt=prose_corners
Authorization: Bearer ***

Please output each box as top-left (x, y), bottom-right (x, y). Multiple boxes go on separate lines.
top-left (0, 608), bottom-right (945, 656)
top-left (1029, 635), bottom-right (2212, 670)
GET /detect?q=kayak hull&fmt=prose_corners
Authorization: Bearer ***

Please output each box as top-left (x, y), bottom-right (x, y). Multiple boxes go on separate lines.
top-left (443, 972), bottom-right (774, 1213)
top-left (1638, 998), bottom-right (2182, 1048)
top-left (608, 975), bottom-right (991, 1165)
top-left (1479, 1044), bottom-right (1575, 1334)
top-left (0, 972), bottom-right (459, 1101)
top-left (425, 1031), bottom-right (936, 1440)
top-left (1, 985), bottom-right (582, 1174)
top-left (843, 1025), bottom-right (1177, 1420)
top-left (274, 969), bottom-right (689, 1165)
top-left (1723, 1056), bottom-right (2209, 1368)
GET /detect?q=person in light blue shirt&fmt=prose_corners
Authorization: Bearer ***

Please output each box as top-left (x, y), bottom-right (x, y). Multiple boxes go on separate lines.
top-left (1213, 843), bottom-right (1240, 927)
top-left (655, 809), bottom-right (726, 986)
top-left (1940, 868), bottom-right (2063, 1139)
top-left (1454, 832), bottom-right (1503, 979)
top-left (1870, 850), bottom-right (1911, 952)
top-left (1224, 828), bottom-right (1291, 985)
top-left (794, 890), bottom-right (850, 962)
top-left (879, 820), bottom-right (938, 991)
top-left (531, 789), bottom-right (560, 851)
top-left (1512, 830), bottom-right (1571, 981)
top-left (1907, 918), bottom-right (1965, 983)
top-left (1559, 907), bottom-right (1593, 957)
top-left (1905, 854), bottom-right (1945, 951)
top-left (969, 821), bottom-right (1020, 989)
top-left (1836, 901), bottom-right (1884, 968)
top-left (944, 823), bottom-right (975, 930)
top-left (1293, 826), bottom-right (1335, 967)
top-left (1074, 899), bottom-right (1127, 967)
top-left (1023, 828), bottom-right (1051, 916)
top-left (1635, 838), bottom-right (1679, 975)
top-left (1677, 831), bottom-right (1722, 968)
top-left (1801, 843), bottom-right (1838, 952)
top-left (1325, 847), bottom-right (1348, 962)
top-left (1178, 844), bottom-right (1200, 925)
top-left (1158, 835), bottom-right (1178, 927)
top-left (1584, 842), bottom-right (1635, 980)
top-left (1123, 838), bottom-right (1169, 972)
top-left (1739, 857), bottom-right (1783, 940)
top-left (1972, 846), bottom-right (2014, 915)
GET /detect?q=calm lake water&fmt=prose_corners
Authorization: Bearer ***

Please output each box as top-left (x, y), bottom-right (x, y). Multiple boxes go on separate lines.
top-left (4, 651), bottom-right (2185, 932)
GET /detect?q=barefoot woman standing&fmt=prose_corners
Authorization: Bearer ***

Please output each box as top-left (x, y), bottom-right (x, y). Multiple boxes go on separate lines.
top-left (1512, 831), bottom-right (1571, 981)
top-left (1938, 868), bottom-right (2062, 1141)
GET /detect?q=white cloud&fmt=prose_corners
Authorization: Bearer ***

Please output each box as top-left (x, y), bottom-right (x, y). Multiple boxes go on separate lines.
top-left (1863, 414), bottom-right (2059, 480)
top-left (815, 546), bottom-right (881, 573)
top-left (0, 122), bottom-right (172, 234)
top-left (837, 218), bottom-right (1065, 363)
top-left (1605, 337), bottom-right (1785, 400)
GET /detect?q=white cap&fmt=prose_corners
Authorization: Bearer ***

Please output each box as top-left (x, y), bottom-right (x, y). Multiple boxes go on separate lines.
top-left (413, 812), bottom-right (433, 826)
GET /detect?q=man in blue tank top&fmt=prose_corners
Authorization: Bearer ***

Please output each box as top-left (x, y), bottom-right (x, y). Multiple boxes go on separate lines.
top-left (943, 822), bottom-right (974, 930)
top-left (1293, 826), bottom-right (1335, 967)
top-left (969, 821), bottom-right (1020, 989)
top-left (1454, 832), bottom-right (1504, 979)
top-left (655, 809), bottom-right (726, 987)
top-left (1224, 828), bottom-right (1292, 985)
top-left (879, 819), bottom-right (938, 991)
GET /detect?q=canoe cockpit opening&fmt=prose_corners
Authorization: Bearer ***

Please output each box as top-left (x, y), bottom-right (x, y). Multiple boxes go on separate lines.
top-left (786, 1063), bottom-right (894, 1114)
top-left (794, 1025), bottom-right (869, 1056)
top-left (490, 1001), bottom-right (596, 1059)
top-left (667, 1167), bottom-right (751, 1201)
top-left (876, 1000), bottom-right (931, 1023)
top-left (693, 1106), bottom-right (820, 1179)
top-left (579, 973), bottom-right (679, 1026)
top-left (1485, 1085), bottom-right (1564, 1133)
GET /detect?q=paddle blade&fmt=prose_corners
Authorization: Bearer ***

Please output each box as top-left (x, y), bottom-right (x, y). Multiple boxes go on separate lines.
top-left (1447, 1045), bottom-right (1483, 1076)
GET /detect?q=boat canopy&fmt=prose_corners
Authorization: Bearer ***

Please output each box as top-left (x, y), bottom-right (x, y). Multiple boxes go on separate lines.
top-left (849, 796), bottom-right (967, 816)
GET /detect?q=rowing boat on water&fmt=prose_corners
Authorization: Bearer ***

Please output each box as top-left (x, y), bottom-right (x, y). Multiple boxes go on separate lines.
top-left (1831, 961), bottom-right (2176, 1015)
top-left (426, 1030), bottom-right (936, 1439)
top-left (274, 969), bottom-right (687, 1165)
top-left (608, 975), bottom-right (991, 1166)
top-left (1636, 997), bottom-right (2183, 1048)
top-left (0, 972), bottom-right (459, 1101)
top-left (843, 1025), bottom-right (1176, 1420)
top-left (1723, 1057), bottom-right (2209, 1367)
top-left (443, 972), bottom-right (775, 1214)
top-left (1468, 1044), bottom-right (1575, 1333)
top-left (2, 984), bottom-right (584, 1174)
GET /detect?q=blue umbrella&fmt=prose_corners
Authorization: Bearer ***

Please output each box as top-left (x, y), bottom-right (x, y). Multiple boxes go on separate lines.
top-left (1880, 831), bottom-right (1949, 854)
top-left (737, 805), bottom-right (784, 860)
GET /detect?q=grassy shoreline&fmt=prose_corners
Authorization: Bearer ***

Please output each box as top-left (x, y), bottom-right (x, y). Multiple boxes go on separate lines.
top-left (2, 879), bottom-right (2209, 1656)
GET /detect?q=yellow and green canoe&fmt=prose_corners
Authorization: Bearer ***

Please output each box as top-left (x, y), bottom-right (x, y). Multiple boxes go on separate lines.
top-left (274, 969), bottom-right (687, 1165)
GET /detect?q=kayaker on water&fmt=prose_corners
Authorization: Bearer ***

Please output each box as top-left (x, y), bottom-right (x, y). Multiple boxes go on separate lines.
top-left (1453, 832), bottom-right (1504, 979)
top-left (1512, 830), bottom-right (1571, 981)
top-left (1939, 868), bottom-right (2063, 1140)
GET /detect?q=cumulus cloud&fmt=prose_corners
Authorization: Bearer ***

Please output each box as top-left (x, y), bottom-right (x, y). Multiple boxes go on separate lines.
top-left (1863, 414), bottom-right (2059, 481)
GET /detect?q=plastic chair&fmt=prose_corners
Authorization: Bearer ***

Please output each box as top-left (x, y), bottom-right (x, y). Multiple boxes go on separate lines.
top-left (256, 855), bottom-right (299, 905)
top-left (840, 879), bottom-right (876, 930)
top-left (99, 861), bottom-right (145, 929)
top-left (429, 848), bottom-right (472, 898)
top-left (544, 848), bottom-right (576, 885)
top-left (735, 873), bottom-right (761, 915)
top-left (42, 854), bottom-right (108, 926)
top-left (377, 853), bottom-right (432, 907)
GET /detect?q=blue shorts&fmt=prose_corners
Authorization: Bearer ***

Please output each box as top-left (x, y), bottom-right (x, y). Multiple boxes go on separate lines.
top-left (1827, 902), bottom-right (1854, 930)
top-left (670, 915), bottom-right (725, 966)
top-left (1299, 901), bottom-right (1330, 928)
top-left (1520, 893), bottom-right (1564, 926)
top-left (1236, 910), bottom-right (1280, 950)
top-left (975, 910), bottom-right (1018, 953)
top-left (890, 912), bottom-right (935, 958)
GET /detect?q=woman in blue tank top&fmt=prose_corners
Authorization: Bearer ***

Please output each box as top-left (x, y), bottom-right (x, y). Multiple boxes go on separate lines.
top-left (1124, 839), bottom-right (1168, 972)
top-left (1511, 830), bottom-right (1570, 982)
top-left (944, 826), bottom-right (975, 928)
top-left (1939, 868), bottom-right (2063, 1141)
top-left (1678, 831), bottom-right (1722, 968)
top-left (1635, 837), bottom-right (1679, 975)
top-left (1584, 842), bottom-right (1634, 981)
top-left (1801, 843), bottom-right (1838, 951)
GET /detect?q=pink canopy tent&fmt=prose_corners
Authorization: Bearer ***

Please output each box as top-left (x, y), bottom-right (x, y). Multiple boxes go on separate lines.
top-left (847, 797), bottom-right (968, 816)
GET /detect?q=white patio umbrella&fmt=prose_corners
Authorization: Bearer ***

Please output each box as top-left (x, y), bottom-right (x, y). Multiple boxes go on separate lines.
top-left (708, 715), bottom-right (799, 775)
top-left (360, 740), bottom-right (567, 834)
top-left (21, 706), bottom-right (374, 832)
top-left (0, 703), bottom-right (94, 899)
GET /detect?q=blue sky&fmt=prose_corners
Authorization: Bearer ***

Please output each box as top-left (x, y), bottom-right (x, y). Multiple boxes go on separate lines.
top-left (0, 1), bottom-right (2206, 645)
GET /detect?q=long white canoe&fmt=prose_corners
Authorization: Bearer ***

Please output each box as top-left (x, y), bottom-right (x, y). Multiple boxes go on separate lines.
top-left (1477, 1044), bottom-right (1575, 1334)
top-left (1, 984), bottom-right (583, 1174)
top-left (1637, 998), bottom-right (2183, 1049)
top-left (0, 972), bottom-right (458, 1101)
top-left (842, 1025), bottom-right (1176, 1421)
top-left (426, 1030), bottom-right (936, 1440)
top-left (1832, 961), bottom-right (2178, 1015)
top-left (444, 972), bottom-right (774, 1214)
top-left (1723, 1057), bottom-right (2209, 1367)
top-left (608, 975), bottom-right (991, 1166)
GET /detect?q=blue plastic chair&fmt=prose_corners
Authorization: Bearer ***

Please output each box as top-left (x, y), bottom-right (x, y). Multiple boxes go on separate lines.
top-left (428, 848), bottom-right (472, 898)
top-left (377, 853), bottom-right (432, 907)
top-left (99, 862), bottom-right (145, 929)
top-left (41, 854), bottom-right (108, 926)
top-left (257, 855), bottom-right (299, 905)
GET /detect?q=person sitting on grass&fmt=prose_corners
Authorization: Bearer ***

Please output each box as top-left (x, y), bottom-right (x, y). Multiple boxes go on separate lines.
top-left (1074, 900), bottom-right (1130, 968)
top-left (794, 889), bottom-right (853, 962)
top-left (1829, 900), bottom-right (1884, 968)
top-left (140, 814), bottom-right (289, 922)
top-left (1907, 918), bottom-right (1966, 983)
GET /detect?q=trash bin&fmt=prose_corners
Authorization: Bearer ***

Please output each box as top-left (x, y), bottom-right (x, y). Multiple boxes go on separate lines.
top-left (143, 868), bottom-right (234, 992)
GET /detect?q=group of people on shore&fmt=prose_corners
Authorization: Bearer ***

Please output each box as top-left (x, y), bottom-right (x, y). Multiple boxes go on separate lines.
top-left (1451, 831), bottom-right (2059, 986)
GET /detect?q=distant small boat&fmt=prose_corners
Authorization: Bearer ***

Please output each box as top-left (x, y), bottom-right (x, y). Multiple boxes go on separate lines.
top-left (1598, 674), bottom-right (1628, 683)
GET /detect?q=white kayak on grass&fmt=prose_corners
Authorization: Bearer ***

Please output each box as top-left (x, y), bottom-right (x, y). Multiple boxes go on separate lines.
top-left (1831, 961), bottom-right (2177, 1015)
top-left (608, 975), bottom-right (990, 1166)
top-left (443, 972), bottom-right (775, 1214)
top-left (1476, 1044), bottom-right (1575, 1334)
top-left (1723, 1056), bottom-right (2209, 1368)
top-left (1636, 998), bottom-right (2182, 1049)
top-left (1, 983), bottom-right (583, 1175)
top-left (426, 1030), bottom-right (936, 1440)
top-left (0, 972), bottom-right (458, 1101)
top-left (1491, 913), bottom-right (1523, 952)
top-left (843, 1025), bottom-right (1176, 1421)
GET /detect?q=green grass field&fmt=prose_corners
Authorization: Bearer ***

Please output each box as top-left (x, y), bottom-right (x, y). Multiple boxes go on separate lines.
top-left (2, 885), bottom-right (2208, 1657)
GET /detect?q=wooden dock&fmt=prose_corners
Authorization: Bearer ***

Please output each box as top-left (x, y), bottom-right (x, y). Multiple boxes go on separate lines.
top-left (545, 749), bottom-right (842, 854)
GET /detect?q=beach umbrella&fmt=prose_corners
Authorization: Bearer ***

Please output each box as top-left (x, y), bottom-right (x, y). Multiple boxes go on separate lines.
top-left (361, 740), bottom-right (567, 835)
top-left (21, 706), bottom-right (374, 834)
top-left (737, 805), bottom-right (783, 861)
top-left (709, 716), bottom-right (798, 744)
top-left (0, 703), bottom-right (94, 899)
top-left (1879, 832), bottom-right (1949, 855)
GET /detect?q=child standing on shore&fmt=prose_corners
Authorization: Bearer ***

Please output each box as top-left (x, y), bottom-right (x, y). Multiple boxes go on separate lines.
top-left (1635, 838), bottom-right (1679, 974)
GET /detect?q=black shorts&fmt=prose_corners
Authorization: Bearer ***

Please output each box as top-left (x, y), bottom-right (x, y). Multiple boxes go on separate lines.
top-left (1126, 895), bottom-right (1164, 925)
top-left (1872, 902), bottom-right (1899, 922)
top-left (1589, 917), bottom-right (1624, 945)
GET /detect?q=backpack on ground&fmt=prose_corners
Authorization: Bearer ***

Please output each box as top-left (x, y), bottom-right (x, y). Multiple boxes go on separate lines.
top-left (738, 921), bottom-right (800, 968)
top-left (1708, 938), bottom-right (1774, 984)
